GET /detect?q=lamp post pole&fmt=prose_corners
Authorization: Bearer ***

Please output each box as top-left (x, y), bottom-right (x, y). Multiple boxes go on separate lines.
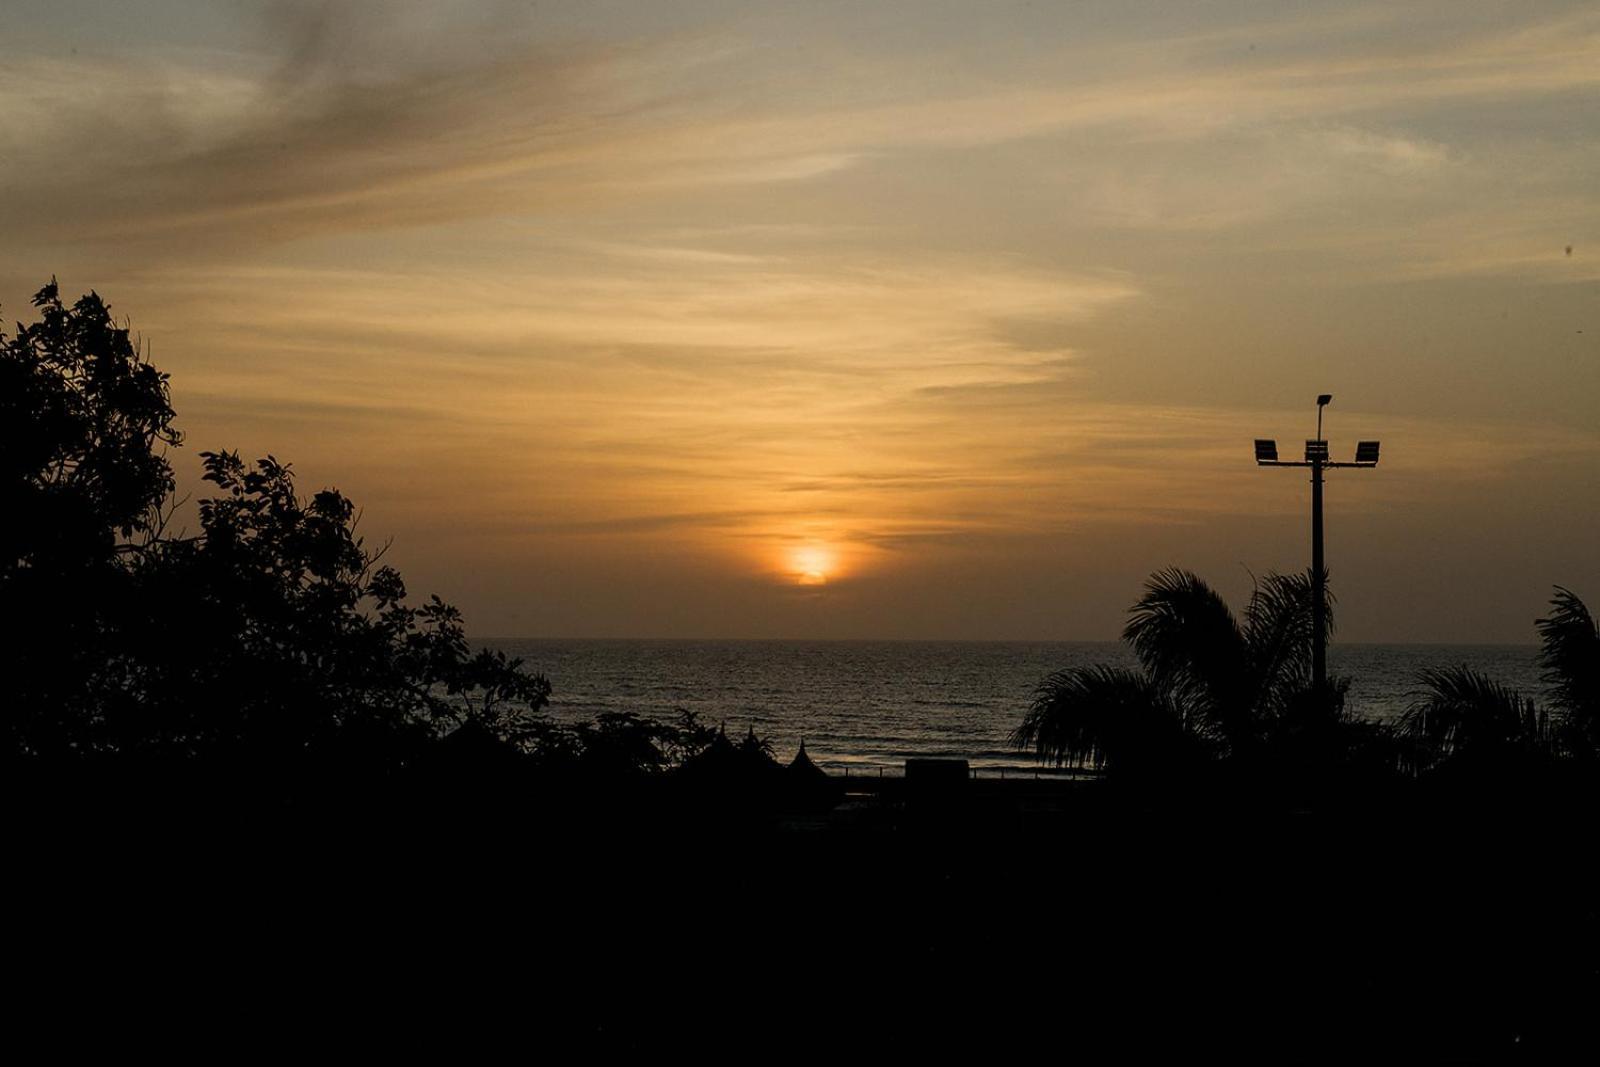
top-left (1310, 439), bottom-right (1326, 690)
top-left (1254, 395), bottom-right (1379, 694)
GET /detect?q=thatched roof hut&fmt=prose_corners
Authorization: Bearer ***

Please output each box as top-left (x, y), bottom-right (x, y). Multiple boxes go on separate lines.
top-left (782, 739), bottom-right (842, 813)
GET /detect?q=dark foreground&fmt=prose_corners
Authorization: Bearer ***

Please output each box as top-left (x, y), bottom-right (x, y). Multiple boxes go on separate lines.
top-left (12, 775), bottom-right (1596, 1058)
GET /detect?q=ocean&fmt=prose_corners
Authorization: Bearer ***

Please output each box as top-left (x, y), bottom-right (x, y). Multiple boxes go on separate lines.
top-left (482, 640), bottom-right (1544, 774)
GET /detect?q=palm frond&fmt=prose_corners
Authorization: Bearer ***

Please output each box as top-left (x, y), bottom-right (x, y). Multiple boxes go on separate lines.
top-left (1242, 569), bottom-right (1326, 717)
top-left (1400, 666), bottom-right (1552, 771)
top-left (1123, 568), bottom-right (1247, 723)
top-left (1010, 664), bottom-right (1200, 773)
top-left (1536, 586), bottom-right (1598, 750)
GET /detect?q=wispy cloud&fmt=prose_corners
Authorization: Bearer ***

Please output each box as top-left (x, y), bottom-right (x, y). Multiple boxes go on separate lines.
top-left (4, 4), bottom-right (1594, 264)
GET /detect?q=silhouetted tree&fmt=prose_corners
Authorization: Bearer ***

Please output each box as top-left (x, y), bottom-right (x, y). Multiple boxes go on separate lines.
top-left (505, 709), bottom-right (725, 781)
top-left (2, 280), bottom-right (181, 761)
top-left (1, 278), bottom-right (180, 572)
top-left (1539, 587), bottom-right (1599, 759)
top-left (568, 711), bottom-right (678, 777)
top-left (659, 709), bottom-right (720, 767)
top-left (1401, 586), bottom-right (1597, 779)
top-left (1011, 568), bottom-right (1357, 782)
top-left (2, 281), bottom-right (550, 791)
top-left (1398, 668), bottom-right (1555, 780)
top-left (97, 449), bottom-right (554, 777)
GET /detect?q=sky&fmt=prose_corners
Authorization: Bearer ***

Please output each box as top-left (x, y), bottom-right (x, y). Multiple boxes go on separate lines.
top-left (3, 0), bottom-right (1596, 641)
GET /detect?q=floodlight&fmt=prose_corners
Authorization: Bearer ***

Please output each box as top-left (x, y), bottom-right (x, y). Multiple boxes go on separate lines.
top-left (1256, 395), bottom-right (1381, 694)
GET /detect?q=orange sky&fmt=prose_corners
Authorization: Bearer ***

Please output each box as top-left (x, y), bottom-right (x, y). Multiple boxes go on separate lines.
top-left (4, 1), bottom-right (1596, 639)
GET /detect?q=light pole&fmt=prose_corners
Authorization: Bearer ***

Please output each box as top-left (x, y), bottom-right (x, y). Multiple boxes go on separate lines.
top-left (1254, 395), bottom-right (1380, 690)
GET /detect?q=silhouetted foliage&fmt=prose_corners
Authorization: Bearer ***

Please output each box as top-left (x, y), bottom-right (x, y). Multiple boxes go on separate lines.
top-left (1, 278), bottom-right (180, 572)
top-left (96, 449), bottom-right (554, 774)
top-left (1252, 677), bottom-right (1398, 793)
top-left (660, 708), bottom-right (721, 767)
top-left (1013, 664), bottom-right (1205, 776)
top-left (1012, 568), bottom-right (1372, 788)
top-left (3, 281), bottom-right (183, 761)
top-left (494, 708), bottom-right (729, 781)
top-left (1399, 667), bottom-right (1554, 779)
top-left (1, 281), bottom-right (549, 789)
top-left (1538, 587), bottom-right (1599, 758)
top-left (677, 723), bottom-right (786, 804)
top-left (568, 711), bottom-right (679, 776)
top-left (1401, 586), bottom-right (1598, 782)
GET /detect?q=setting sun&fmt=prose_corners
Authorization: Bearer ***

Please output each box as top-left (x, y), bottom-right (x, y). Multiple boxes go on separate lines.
top-left (789, 545), bottom-right (837, 587)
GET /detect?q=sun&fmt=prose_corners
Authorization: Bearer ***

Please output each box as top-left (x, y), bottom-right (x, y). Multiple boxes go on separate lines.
top-left (789, 545), bottom-right (836, 587)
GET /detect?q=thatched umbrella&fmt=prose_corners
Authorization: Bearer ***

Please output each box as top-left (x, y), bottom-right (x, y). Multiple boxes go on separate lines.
top-left (783, 739), bottom-right (842, 813)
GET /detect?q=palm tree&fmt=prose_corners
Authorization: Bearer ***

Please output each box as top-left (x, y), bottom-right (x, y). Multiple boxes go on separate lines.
top-left (1400, 586), bottom-right (1596, 775)
top-left (1538, 587), bottom-right (1598, 759)
top-left (1397, 667), bottom-right (1554, 777)
top-left (1011, 568), bottom-right (1332, 778)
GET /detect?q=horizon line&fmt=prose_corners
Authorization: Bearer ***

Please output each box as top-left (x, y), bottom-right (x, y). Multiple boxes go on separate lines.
top-left (474, 635), bottom-right (1543, 647)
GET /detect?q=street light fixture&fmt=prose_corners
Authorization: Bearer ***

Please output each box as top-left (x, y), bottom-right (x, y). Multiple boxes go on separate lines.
top-left (1254, 395), bottom-right (1381, 690)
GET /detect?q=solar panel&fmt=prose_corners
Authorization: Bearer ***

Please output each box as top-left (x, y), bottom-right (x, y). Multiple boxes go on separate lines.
top-left (1355, 441), bottom-right (1380, 464)
top-left (1254, 439), bottom-right (1278, 462)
